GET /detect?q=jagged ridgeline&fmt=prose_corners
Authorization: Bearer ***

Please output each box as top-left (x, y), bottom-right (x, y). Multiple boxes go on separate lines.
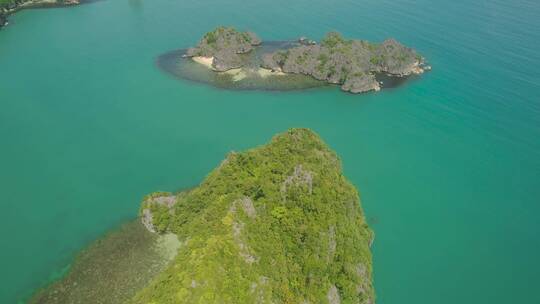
top-left (136, 128), bottom-right (374, 304)
top-left (157, 26), bottom-right (429, 93)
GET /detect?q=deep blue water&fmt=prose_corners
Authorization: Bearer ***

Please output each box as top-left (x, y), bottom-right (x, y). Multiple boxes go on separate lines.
top-left (0, 0), bottom-right (539, 303)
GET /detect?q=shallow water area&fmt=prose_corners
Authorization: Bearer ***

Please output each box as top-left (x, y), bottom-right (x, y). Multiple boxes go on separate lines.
top-left (29, 220), bottom-right (180, 304)
top-left (157, 41), bottom-right (328, 91)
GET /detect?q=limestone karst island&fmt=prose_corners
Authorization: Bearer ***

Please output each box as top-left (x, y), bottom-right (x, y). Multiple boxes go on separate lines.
top-left (163, 26), bottom-right (430, 93)
top-left (30, 129), bottom-right (374, 304)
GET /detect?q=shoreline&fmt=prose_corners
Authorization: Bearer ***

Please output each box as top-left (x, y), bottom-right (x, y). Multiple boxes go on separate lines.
top-left (191, 56), bottom-right (214, 68)
top-left (160, 46), bottom-right (426, 92)
top-left (191, 55), bottom-right (286, 81)
top-left (0, 0), bottom-right (85, 28)
top-left (186, 44), bottom-right (427, 91)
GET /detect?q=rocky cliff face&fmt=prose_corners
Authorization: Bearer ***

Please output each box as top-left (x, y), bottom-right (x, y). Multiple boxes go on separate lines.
top-left (136, 128), bottom-right (374, 304)
top-left (262, 32), bottom-right (427, 93)
top-left (185, 26), bottom-right (261, 72)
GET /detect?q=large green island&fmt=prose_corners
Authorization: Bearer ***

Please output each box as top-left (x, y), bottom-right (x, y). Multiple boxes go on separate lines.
top-left (162, 26), bottom-right (430, 93)
top-left (31, 128), bottom-right (375, 304)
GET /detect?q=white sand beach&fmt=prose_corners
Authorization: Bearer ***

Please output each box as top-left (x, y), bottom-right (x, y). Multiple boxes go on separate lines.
top-left (192, 56), bottom-right (214, 68)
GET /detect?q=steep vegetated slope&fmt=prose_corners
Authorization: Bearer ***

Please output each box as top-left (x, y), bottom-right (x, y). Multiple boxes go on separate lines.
top-left (136, 128), bottom-right (374, 304)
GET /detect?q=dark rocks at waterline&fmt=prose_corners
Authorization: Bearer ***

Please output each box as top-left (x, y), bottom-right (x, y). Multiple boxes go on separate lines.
top-left (298, 36), bottom-right (317, 45)
top-left (211, 50), bottom-right (245, 72)
top-left (341, 73), bottom-right (380, 93)
top-left (0, 14), bottom-right (7, 27)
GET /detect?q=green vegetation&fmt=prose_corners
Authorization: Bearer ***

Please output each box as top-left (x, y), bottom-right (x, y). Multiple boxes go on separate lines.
top-left (370, 56), bottom-right (382, 65)
top-left (0, 0), bottom-right (13, 6)
top-left (201, 26), bottom-right (238, 46)
top-left (204, 31), bottom-right (218, 45)
top-left (241, 32), bottom-right (252, 43)
top-left (321, 32), bottom-right (346, 48)
top-left (132, 128), bottom-right (374, 304)
top-left (188, 26), bottom-right (259, 59)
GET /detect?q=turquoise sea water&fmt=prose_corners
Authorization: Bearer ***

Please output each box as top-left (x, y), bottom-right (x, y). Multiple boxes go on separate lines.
top-left (1, 0), bottom-right (539, 303)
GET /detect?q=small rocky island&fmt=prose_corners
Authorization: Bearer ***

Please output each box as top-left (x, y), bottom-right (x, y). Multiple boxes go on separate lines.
top-left (162, 26), bottom-right (430, 93)
top-left (30, 128), bottom-right (375, 304)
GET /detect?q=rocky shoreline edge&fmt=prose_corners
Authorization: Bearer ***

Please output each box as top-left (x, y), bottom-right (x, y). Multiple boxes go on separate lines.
top-left (156, 44), bottom-right (328, 92)
top-left (0, 0), bottom-right (94, 28)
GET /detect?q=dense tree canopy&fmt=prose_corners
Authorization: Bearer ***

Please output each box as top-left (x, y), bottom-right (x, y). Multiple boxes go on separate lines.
top-left (134, 128), bottom-right (374, 304)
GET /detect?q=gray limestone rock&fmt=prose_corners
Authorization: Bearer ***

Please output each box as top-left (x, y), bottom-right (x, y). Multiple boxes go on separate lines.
top-left (263, 32), bottom-right (425, 93)
top-left (187, 27), bottom-right (261, 71)
top-left (341, 73), bottom-right (380, 93)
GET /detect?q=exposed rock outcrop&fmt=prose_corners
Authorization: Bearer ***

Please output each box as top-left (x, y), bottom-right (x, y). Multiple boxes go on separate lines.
top-left (211, 51), bottom-right (244, 72)
top-left (229, 197), bottom-right (258, 264)
top-left (232, 220), bottom-right (257, 264)
top-left (0, 13), bottom-right (6, 27)
top-left (140, 192), bottom-right (177, 233)
top-left (356, 263), bottom-right (374, 304)
top-left (298, 36), bottom-right (317, 45)
top-left (280, 164), bottom-right (313, 200)
top-left (327, 284), bottom-right (341, 304)
top-left (341, 73), bottom-right (380, 93)
top-left (327, 225), bottom-right (337, 261)
top-left (230, 196), bottom-right (257, 219)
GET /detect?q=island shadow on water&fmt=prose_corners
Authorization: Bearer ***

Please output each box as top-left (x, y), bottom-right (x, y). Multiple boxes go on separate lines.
top-left (156, 41), bottom-right (418, 93)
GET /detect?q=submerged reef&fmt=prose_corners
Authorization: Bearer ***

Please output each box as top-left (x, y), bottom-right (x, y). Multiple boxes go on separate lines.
top-left (160, 26), bottom-right (430, 93)
top-left (29, 221), bottom-right (181, 304)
